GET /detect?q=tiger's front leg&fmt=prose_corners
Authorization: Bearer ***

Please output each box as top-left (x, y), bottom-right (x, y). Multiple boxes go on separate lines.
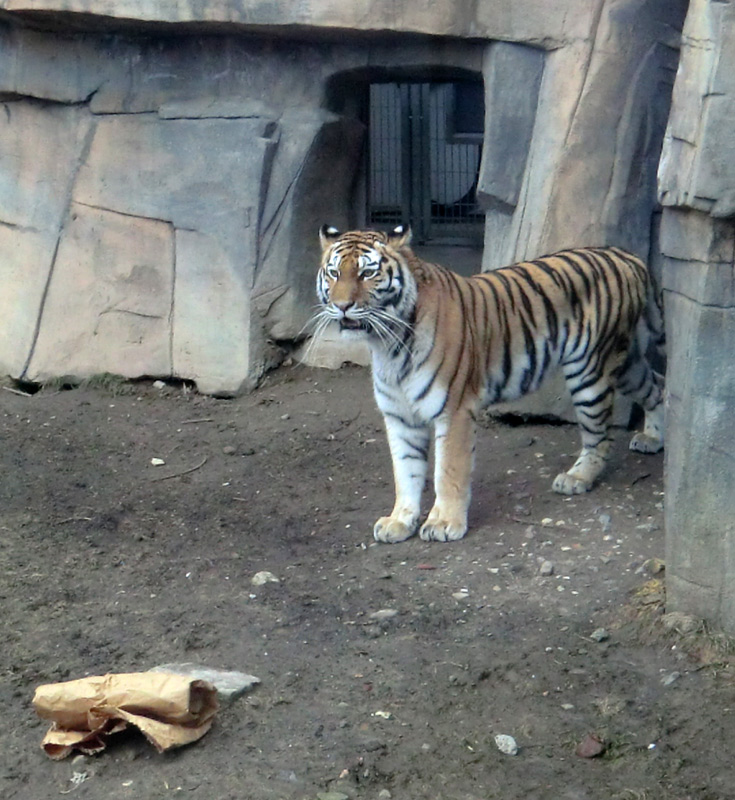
top-left (373, 413), bottom-right (431, 543)
top-left (420, 410), bottom-right (476, 542)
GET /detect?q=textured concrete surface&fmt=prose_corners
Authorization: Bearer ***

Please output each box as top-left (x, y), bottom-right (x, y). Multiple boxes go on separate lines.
top-left (659, 0), bottom-right (735, 633)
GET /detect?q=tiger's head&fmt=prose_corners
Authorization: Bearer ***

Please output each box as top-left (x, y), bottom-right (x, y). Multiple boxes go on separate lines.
top-left (315, 225), bottom-right (417, 345)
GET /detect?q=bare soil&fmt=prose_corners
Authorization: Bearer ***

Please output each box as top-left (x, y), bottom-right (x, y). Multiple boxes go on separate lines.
top-left (2, 364), bottom-right (734, 800)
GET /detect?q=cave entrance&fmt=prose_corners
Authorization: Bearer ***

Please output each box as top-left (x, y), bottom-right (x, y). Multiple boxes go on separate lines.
top-left (367, 81), bottom-right (485, 245)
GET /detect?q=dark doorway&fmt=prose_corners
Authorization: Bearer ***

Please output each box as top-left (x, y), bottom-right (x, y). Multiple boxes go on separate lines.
top-left (368, 81), bottom-right (484, 245)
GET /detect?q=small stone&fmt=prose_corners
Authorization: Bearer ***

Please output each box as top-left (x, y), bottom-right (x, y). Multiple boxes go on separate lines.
top-left (539, 560), bottom-right (554, 576)
top-left (369, 609), bottom-right (399, 621)
top-left (152, 380), bottom-right (166, 389)
top-left (590, 628), bottom-right (609, 642)
top-left (151, 663), bottom-right (260, 703)
top-left (541, 517), bottom-right (553, 527)
top-left (317, 793), bottom-right (349, 800)
top-left (252, 570), bottom-right (280, 586)
top-left (452, 590), bottom-right (470, 600)
top-left (222, 445), bottom-right (236, 455)
top-left (150, 457), bottom-right (165, 466)
top-left (561, 703), bottom-right (575, 710)
top-left (643, 557), bottom-right (665, 575)
top-left (575, 733), bottom-right (606, 758)
top-left (494, 734), bottom-right (519, 755)
top-left (598, 513), bottom-right (612, 532)
top-left (378, 791), bottom-right (392, 800)
top-left (661, 671), bottom-right (681, 687)
top-left (636, 522), bottom-right (660, 534)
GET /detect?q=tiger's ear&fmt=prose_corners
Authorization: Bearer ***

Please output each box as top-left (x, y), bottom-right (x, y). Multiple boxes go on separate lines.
top-left (319, 224), bottom-right (341, 251)
top-left (387, 224), bottom-right (412, 248)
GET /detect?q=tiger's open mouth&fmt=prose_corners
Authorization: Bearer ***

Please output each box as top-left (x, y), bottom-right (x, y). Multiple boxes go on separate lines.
top-left (339, 318), bottom-right (368, 332)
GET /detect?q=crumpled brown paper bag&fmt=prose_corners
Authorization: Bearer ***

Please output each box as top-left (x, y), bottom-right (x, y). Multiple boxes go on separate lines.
top-left (33, 672), bottom-right (219, 760)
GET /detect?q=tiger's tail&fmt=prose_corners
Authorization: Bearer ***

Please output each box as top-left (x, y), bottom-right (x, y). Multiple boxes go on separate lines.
top-left (637, 267), bottom-right (665, 371)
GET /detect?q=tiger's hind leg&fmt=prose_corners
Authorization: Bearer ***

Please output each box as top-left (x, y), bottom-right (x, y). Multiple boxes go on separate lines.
top-left (553, 367), bottom-right (615, 496)
top-left (615, 340), bottom-right (665, 454)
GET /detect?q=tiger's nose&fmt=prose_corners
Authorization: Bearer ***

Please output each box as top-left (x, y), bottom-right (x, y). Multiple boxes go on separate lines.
top-left (334, 300), bottom-right (354, 314)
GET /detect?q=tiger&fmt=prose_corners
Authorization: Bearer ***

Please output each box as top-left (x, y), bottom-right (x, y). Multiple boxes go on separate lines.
top-left (313, 224), bottom-right (664, 544)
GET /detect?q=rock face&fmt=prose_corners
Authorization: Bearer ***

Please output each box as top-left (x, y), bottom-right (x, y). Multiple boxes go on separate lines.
top-left (0, 32), bottom-right (368, 393)
top-left (0, 0), bottom-right (605, 45)
top-left (0, 1), bottom-right (687, 394)
top-left (658, 0), bottom-right (735, 634)
top-left (480, 0), bottom-right (685, 268)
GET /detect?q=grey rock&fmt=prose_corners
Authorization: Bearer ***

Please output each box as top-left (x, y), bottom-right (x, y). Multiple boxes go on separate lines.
top-left (251, 570), bottom-right (280, 585)
top-left (662, 215), bottom-right (735, 634)
top-left (538, 560), bottom-right (554, 577)
top-left (661, 671), bottom-right (681, 687)
top-left (589, 628), bottom-right (610, 643)
top-left (151, 663), bottom-right (260, 703)
top-left (659, 0), bottom-right (735, 213)
top-left (494, 733), bottom-right (519, 755)
top-left (478, 42), bottom-right (544, 210)
top-left (368, 609), bottom-right (399, 621)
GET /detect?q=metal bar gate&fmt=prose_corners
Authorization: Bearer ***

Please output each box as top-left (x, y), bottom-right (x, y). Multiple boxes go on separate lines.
top-left (368, 81), bottom-right (484, 244)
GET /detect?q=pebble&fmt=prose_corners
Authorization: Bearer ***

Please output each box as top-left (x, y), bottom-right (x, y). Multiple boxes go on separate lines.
top-left (599, 513), bottom-right (612, 532)
top-left (151, 663), bottom-right (260, 703)
top-left (222, 445), bottom-right (236, 455)
top-left (252, 570), bottom-right (280, 586)
top-left (150, 457), bottom-right (165, 466)
top-left (369, 609), bottom-right (398, 621)
top-left (643, 557), bottom-right (665, 575)
top-left (494, 734), bottom-right (519, 755)
top-left (317, 793), bottom-right (349, 800)
top-left (636, 522), bottom-right (660, 533)
top-left (539, 560), bottom-right (554, 576)
top-left (378, 791), bottom-right (392, 800)
top-left (661, 671), bottom-right (681, 687)
top-left (575, 733), bottom-right (606, 758)
top-left (590, 628), bottom-right (609, 642)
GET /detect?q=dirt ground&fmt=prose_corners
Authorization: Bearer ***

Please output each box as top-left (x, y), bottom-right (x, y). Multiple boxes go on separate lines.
top-left (2, 363), bottom-right (735, 800)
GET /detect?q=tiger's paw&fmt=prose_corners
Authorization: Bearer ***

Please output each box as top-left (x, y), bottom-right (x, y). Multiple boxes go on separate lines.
top-left (418, 514), bottom-right (468, 542)
top-left (629, 433), bottom-right (663, 454)
top-left (373, 517), bottom-right (416, 544)
top-left (552, 471), bottom-right (593, 496)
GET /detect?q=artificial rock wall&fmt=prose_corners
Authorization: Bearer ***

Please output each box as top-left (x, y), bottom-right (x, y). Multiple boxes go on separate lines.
top-left (658, 0), bottom-right (735, 633)
top-left (0, 31), bottom-right (368, 393)
top-left (0, 22), bottom-right (487, 393)
top-left (0, 1), bottom-right (687, 394)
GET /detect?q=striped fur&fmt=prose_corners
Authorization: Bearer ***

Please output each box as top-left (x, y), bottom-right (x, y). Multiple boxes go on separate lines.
top-left (314, 225), bottom-right (664, 543)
